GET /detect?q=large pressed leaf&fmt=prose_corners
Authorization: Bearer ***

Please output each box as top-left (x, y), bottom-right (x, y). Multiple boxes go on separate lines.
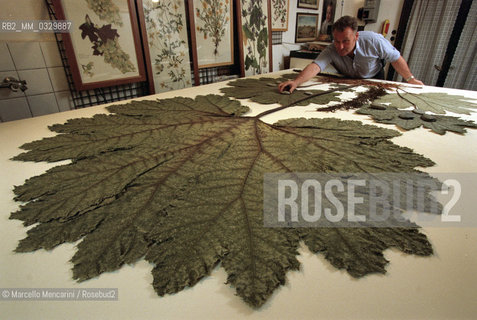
top-left (373, 91), bottom-right (477, 115)
top-left (12, 94), bottom-right (438, 308)
top-left (221, 74), bottom-right (348, 106)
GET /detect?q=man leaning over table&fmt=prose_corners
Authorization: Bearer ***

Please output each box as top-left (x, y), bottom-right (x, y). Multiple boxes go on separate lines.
top-left (278, 15), bottom-right (424, 93)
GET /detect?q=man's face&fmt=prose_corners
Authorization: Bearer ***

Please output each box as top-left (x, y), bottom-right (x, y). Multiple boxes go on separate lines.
top-left (333, 27), bottom-right (358, 56)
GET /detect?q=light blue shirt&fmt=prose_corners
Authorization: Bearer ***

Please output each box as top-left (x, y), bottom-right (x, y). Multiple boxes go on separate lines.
top-left (314, 31), bottom-right (401, 78)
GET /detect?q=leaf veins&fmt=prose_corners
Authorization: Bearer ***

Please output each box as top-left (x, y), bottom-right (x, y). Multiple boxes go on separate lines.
top-left (12, 94), bottom-right (438, 308)
top-left (220, 75), bottom-right (349, 106)
top-left (373, 91), bottom-right (477, 115)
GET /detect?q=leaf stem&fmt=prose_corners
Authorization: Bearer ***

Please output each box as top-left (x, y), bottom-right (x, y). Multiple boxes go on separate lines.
top-left (254, 85), bottom-right (359, 119)
top-left (397, 87), bottom-right (453, 111)
top-left (396, 88), bottom-right (417, 108)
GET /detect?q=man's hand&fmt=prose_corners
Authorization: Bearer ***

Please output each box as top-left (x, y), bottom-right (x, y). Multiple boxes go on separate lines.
top-left (277, 63), bottom-right (321, 93)
top-left (391, 56), bottom-right (424, 86)
top-left (278, 80), bottom-right (298, 93)
top-left (407, 77), bottom-right (424, 86)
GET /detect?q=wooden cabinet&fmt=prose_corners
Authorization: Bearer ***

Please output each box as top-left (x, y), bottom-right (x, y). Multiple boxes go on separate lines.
top-left (289, 50), bottom-right (320, 69)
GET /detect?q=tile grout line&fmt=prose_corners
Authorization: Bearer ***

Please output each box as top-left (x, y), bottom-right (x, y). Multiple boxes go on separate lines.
top-left (40, 42), bottom-right (61, 113)
top-left (4, 43), bottom-right (32, 118)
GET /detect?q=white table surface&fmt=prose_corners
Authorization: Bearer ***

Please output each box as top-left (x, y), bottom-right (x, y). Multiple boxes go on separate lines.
top-left (1, 70), bottom-right (477, 319)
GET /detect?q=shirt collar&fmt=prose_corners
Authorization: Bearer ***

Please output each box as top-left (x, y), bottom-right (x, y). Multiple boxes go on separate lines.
top-left (353, 36), bottom-right (360, 56)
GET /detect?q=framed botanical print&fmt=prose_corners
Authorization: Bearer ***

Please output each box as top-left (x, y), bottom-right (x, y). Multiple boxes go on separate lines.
top-left (51, 0), bottom-right (146, 91)
top-left (139, 0), bottom-right (192, 93)
top-left (271, 0), bottom-right (290, 31)
top-left (295, 13), bottom-right (319, 43)
top-left (191, 0), bottom-right (234, 68)
top-left (238, 0), bottom-right (273, 76)
top-left (297, 0), bottom-right (319, 10)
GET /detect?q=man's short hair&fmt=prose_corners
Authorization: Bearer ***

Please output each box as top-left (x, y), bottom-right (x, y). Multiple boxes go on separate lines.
top-left (332, 15), bottom-right (358, 32)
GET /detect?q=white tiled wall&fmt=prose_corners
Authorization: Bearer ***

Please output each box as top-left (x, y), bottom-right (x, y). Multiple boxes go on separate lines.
top-left (0, 41), bottom-right (74, 122)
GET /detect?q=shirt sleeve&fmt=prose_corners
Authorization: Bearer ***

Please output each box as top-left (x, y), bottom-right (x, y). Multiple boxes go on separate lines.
top-left (313, 45), bottom-right (334, 72)
top-left (373, 33), bottom-right (400, 63)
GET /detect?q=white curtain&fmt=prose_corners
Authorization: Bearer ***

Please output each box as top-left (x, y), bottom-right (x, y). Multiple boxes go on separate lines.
top-left (395, 0), bottom-right (461, 86)
top-left (444, 0), bottom-right (477, 90)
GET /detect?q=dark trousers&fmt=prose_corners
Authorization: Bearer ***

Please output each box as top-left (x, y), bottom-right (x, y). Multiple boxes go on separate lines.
top-left (372, 68), bottom-right (385, 80)
top-left (372, 60), bottom-right (386, 80)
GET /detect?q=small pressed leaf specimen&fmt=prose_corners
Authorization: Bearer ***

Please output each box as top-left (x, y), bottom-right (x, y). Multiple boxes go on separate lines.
top-left (81, 62), bottom-right (95, 77)
top-left (12, 94), bottom-right (439, 308)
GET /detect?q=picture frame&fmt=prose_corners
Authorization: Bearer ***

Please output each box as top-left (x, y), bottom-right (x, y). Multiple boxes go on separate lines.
top-left (191, 0), bottom-right (234, 69)
top-left (318, 0), bottom-right (336, 41)
top-left (51, 0), bottom-right (146, 91)
top-left (237, 0), bottom-right (273, 77)
top-left (297, 0), bottom-right (319, 10)
top-left (139, 0), bottom-right (192, 93)
top-left (271, 0), bottom-right (290, 31)
top-left (295, 13), bottom-right (319, 43)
